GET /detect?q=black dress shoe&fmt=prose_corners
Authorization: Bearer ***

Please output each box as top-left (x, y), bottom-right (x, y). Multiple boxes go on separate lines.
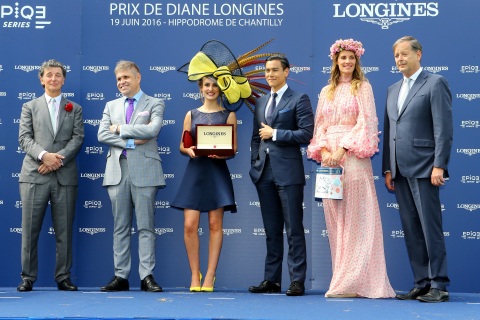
top-left (417, 288), bottom-right (449, 303)
top-left (395, 286), bottom-right (430, 300)
top-left (101, 276), bottom-right (129, 292)
top-left (17, 279), bottom-right (33, 292)
top-left (57, 278), bottom-right (78, 291)
top-left (249, 280), bottom-right (281, 293)
top-left (141, 275), bottom-right (163, 292)
top-left (286, 281), bottom-right (305, 296)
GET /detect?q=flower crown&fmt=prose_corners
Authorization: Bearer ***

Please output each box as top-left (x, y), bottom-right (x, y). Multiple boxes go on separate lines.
top-left (329, 39), bottom-right (365, 60)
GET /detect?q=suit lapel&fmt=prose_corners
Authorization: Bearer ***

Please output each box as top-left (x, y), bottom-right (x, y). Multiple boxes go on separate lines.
top-left (56, 96), bottom-right (68, 134)
top-left (40, 94), bottom-right (56, 136)
top-left (399, 71), bottom-right (428, 117)
top-left (130, 94), bottom-right (148, 124)
top-left (271, 88), bottom-right (292, 124)
top-left (258, 95), bottom-right (269, 124)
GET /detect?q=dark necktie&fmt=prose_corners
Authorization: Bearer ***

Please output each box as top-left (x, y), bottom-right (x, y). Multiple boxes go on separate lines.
top-left (266, 92), bottom-right (278, 124)
top-left (122, 98), bottom-right (135, 157)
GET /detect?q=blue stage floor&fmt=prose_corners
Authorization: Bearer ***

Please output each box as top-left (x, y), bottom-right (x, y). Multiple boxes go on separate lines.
top-left (1, 287), bottom-right (479, 320)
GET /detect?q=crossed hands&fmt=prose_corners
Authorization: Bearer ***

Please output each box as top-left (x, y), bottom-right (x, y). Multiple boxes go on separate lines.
top-left (321, 148), bottom-right (346, 167)
top-left (38, 153), bottom-right (64, 175)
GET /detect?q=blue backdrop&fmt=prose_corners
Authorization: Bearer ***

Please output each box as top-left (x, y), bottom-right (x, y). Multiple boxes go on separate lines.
top-left (1, 0), bottom-right (479, 293)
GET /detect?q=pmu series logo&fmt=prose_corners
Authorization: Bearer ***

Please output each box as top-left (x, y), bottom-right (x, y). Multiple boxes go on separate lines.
top-left (85, 146), bottom-right (104, 155)
top-left (460, 66), bottom-right (480, 73)
top-left (83, 200), bottom-right (102, 209)
top-left (460, 120), bottom-right (480, 128)
top-left (83, 66), bottom-right (109, 73)
top-left (462, 231), bottom-right (480, 240)
top-left (154, 93), bottom-right (172, 101)
top-left (457, 204), bottom-right (480, 212)
top-left (183, 92), bottom-right (202, 100)
top-left (158, 146), bottom-right (171, 155)
top-left (162, 119), bottom-right (175, 126)
top-left (457, 149), bottom-right (480, 156)
top-left (80, 173), bottom-right (105, 181)
top-left (391, 230), bottom-right (405, 238)
top-left (62, 92), bottom-right (74, 98)
top-left (155, 228), bottom-right (174, 236)
top-left (1, 3), bottom-right (52, 29)
top-left (18, 92), bottom-right (36, 100)
top-left (79, 227), bottom-right (107, 235)
top-left (150, 66), bottom-right (176, 73)
top-left (84, 119), bottom-right (101, 127)
top-left (48, 227), bottom-right (56, 235)
top-left (224, 228), bottom-right (241, 236)
top-left (461, 175), bottom-right (480, 184)
top-left (333, 2), bottom-right (439, 29)
top-left (163, 173), bottom-right (174, 179)
top-left (0, 64), bottom-right (3, 71)
top-left (155, 200), bottom-right (170, 209)
top-left (456, 94), bottom-right (480, 101)
top-left (86, 92), bottom-right (105, 101)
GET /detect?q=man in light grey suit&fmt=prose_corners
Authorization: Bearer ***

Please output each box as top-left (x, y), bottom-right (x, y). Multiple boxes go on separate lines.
top-left (382, 36), bottom-right (453, 303)
top-left (18, 59), bottom-right (84, 292)
top-left (98, 60), bottom-right (165, 292)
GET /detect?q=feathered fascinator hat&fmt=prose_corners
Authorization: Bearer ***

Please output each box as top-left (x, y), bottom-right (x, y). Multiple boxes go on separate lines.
top-left (178, 39), bottom-right (282, 112)
top-left (329, 38), bottom-right (365, 60)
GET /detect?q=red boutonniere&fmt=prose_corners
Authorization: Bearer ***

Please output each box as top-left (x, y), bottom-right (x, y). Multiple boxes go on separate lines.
top-left (65, 102), bottom-right (73, 112)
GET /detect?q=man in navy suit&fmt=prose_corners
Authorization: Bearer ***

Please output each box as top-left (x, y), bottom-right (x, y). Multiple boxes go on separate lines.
top-left (249, 55), bottom-right (314, 296)
top-left (382, 36), bottom-right (453, 303)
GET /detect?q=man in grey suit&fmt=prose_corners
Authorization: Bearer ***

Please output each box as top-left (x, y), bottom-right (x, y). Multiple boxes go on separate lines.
top-left (248, 55), bottom-right (314, 296)
top-left (382, 36), bottom-right (453, 303)
top-left (17, 59), bottom-right (84, 292)
top-left (98, 60), bottom-right (165, 292)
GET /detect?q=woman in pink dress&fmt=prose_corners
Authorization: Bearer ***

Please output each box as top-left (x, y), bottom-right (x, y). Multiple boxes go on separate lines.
top-left (307, 39), bottom-right (395, 299)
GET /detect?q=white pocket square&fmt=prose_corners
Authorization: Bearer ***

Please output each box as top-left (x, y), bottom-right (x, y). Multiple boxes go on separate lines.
top-left (138, 111), bottom-right (150, 117)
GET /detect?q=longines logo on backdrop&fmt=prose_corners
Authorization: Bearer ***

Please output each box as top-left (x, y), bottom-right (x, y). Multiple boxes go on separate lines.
top-left (0, 64), bottom-right (3, 71)
top-left (253, 228), bottom-right (266, 236)
top-left (150, 66), bottom-right (176, 73)
top-left (84, 119), bottom-right (101, 127)
top-left (154, 93), bottom-right (172, 101)
top-left (460, 66), bottom-right (479, 73)
top-left (333, 2), bottom-right (439, 29)
top-left (83, 66), bottom-right (109, 73)
top-left (321, 230), bottom-right (329, 238)
top-left (391, 66), bottom-right (447, 74)
top-left (15, 65), bottom-right (40, 72)
top-left (1, 3), bottom-right (51, 29)
top-left (79, 228), bottom-right (107, 235)
top-left (18, 92), bottom-right (36, 100)
top-left (224, 229), bottom-right (241, 236)
top-left (183, 92), bottom-right (202, 100)
top-left (10, 227), bottom-right (22, 234)
top-left (80, 173), bottom-right (105, 180)
top-left (0, 146), bottom-right (5, 151)
top-left (456, 94), bottom-right (480, 101)
top-left (460, 120), bottom-right (480, 128)
top-left (457, 149), bottom-right (480, 156)
top-left (0, 92), bottom-right (5, 97)
top-left (457, 204), bottom-right (480, 212)
top-left (249, 201), bottom-right (261, 208)
top-left (386, 203), bottom-right (399, 210)
top-left (230, 173), bottom-right (242, 180)
top-left (289, 66), bottom-right (311, 74)
top-left (86, 92), bottom-right (105, 101)
top-left (155, 228), bottom-right (174, 236)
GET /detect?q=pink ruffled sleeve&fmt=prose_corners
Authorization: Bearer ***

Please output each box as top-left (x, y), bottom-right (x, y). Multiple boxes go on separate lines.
top-left (307, 86), bottom-right (328, 163)
top-left (339, 81), bottom-right (380, 158)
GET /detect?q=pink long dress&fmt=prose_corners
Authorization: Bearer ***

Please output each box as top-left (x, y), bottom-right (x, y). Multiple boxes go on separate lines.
top-left (307, 78), bottom-right (395, 298)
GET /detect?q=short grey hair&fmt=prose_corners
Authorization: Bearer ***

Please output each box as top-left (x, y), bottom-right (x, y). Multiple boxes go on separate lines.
top-left (38, 59), bottom-right (66, 78)
top-left (393, 36), bottom-right (422, 53)
top-left (114, 60), bottom-right (141, 76)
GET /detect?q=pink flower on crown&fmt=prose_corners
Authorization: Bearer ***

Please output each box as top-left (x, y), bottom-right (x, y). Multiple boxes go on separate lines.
top-left (329, 39), bottom-right (365, 60)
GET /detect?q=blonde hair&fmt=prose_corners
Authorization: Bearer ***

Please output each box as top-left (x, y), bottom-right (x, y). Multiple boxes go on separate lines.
top-left (326, 53), bottom-right (366, 100)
